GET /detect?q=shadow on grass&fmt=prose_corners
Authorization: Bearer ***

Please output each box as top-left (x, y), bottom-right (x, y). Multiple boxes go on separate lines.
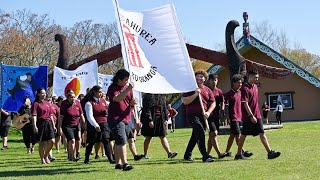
top-left (0, 166), bottom-right (99, 178)
top-left (133, 157), bottom-right (233, 166)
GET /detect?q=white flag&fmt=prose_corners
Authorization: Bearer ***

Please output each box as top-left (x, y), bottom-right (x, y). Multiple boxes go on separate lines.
top-left (113, 1), bottom-right (197, 94)
top-left (53, 60), bottom-right (98, 97)
top-left (98, 73), bottom-right (113, 93)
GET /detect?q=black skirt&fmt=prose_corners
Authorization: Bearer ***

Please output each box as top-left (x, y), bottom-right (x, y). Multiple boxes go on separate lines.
top-left (141, 116), bottom-right (166, 137)
top-left (36, 120), bottom-right (55, 141)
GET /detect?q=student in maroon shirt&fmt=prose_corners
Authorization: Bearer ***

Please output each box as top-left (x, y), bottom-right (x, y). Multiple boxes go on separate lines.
top-left (167, 104), bottom-right (178, 133)
top-left (183, 70), bottom-right (215, 163)
top-left (235, 69), bottom-right (281, 160)
top-left (206, 74), bottom-right (227, 159)
top-left (32, 88), bottom-right (56, 164)
top-left (107, 69), bottom-right (135, 171)
top-left (223, 74), bottom-right (252, 158)
top-left (84, 85), bottom-right (115, 165)
top-left (262, 101), bottom-right (270, 125)
top-left (56, 96), bottom-right (67, 153)
top-left (45, 96), bottom-right (59, 161)
top-left (59, 90), bottom-right (85, 161)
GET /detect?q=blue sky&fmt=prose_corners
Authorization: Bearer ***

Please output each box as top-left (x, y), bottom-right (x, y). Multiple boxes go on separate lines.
top-left (1, 0), bottom-right (319, 55)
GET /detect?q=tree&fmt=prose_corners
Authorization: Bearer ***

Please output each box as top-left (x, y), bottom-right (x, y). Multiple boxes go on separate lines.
top-left (280, 48), bottom-right (320, 78)
top-left (0, 9), bottom-right (120, 75)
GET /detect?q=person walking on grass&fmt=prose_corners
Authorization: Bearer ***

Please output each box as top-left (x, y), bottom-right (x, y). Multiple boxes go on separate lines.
top-left (59, 90), bottom-right (86, 162)
top-left (17, 97), bottom-right (36, 154)
top-left (107, 69), bottom-right (135, 171)
top-left (141, 93), bottom-right (178, 159)
top-left (32, 88), bottom-right (56, 164)
top-left (223, 74), bottom-right (252, 158)
top-left (84, 86), bottom-right (115, 165)
top-left (0, 108), bottom-right (11, 151)
top-left (235, 69), bottom-right (281, 160)
top-left (206, 74), bottom-right (227, 159)
top-left (183, 70), bottom-right (215, 163)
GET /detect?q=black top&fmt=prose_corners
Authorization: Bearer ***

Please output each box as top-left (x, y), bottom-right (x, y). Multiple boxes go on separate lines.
top-left (18, 105), bottom-right (32, 126)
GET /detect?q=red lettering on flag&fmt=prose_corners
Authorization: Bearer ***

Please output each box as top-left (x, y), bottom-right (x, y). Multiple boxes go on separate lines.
top-left (123, 25), bottom-right (143, 68)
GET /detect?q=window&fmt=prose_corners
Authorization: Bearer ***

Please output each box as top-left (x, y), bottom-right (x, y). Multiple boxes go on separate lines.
top-left (266, 92), bottom-right (294, 110)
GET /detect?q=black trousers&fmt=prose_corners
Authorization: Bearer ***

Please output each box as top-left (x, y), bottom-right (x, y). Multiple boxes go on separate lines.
top-left (85, 122), bottom-right (114, 163)
top-left (184, 115), bottom-right (209, 160)
top-left (21, 123), bottom-right (36, 148)
top-left (276, 112), bottom-right (282, 124)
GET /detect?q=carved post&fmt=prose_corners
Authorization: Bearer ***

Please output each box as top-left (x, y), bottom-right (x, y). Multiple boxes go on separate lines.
top-left (225, 20), bottom-right (247, 86)
top-left (54, 34), bottom-right (69, 69)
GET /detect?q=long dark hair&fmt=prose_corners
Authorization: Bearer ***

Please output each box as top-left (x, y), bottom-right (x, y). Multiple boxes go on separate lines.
top-left (34, 88), bottom-right (46, 102)
top-left (112, 69), bottom-right (130, 84)
top-left (83, 85), bottom-right (102, 104)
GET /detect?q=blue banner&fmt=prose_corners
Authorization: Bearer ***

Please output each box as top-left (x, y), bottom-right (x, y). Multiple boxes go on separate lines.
top-left (0, 64), bottom-right (48, 112)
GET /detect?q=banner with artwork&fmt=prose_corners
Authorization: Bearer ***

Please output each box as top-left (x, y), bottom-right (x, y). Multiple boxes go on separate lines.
top-left (53, 60), bottom-right (98, 98)
top-left (0, 64), bottom-right (48, 112)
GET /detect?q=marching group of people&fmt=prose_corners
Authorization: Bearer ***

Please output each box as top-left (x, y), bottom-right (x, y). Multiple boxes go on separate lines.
top-left (0, 68), bottom-right (281, 171)
top-left (181, 69), bottom-right (281, 162)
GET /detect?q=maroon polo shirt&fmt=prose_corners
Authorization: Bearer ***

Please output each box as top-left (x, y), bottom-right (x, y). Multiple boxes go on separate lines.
top-left (89, 98), bottom-right (108, 123)
top-left (60, 100), bottom-right (83, 127)
top-left (241, 82), bottom-right (262, 122)
top-left (32, 100), bottom-right (52, 122)
top-left (225, 89), bottom-right (242, 122)
top-left (208, 87), bottom-right (224, 121)
top-left (107, 84), bottom-right (132, 122)
top-left (262, 104), bottom-right (269, 112)
top-left (51, 103), bottom-right (60, 124)
top-left (168, 108), bottom-right (177, 118)
top-left (183, 85), bottom-right (215, 115)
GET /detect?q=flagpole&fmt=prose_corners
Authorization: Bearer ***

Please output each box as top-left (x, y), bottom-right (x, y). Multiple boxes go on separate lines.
top-left (198, 93), bottom-right (210, 132)
top-left (113, 0), bottom-right (131, 72)
top-left (114, 0), bottom-right (141, 126)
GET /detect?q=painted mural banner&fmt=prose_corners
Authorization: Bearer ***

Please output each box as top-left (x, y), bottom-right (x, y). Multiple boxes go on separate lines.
top-left (0, 64), bottom-right (48, 112)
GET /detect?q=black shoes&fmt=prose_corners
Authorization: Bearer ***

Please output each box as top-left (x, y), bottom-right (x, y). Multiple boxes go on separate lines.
top-left (84, 158), bottom-right (91, 164)
top-left (49, 156), bottom-right (56, 162)
top-left (122, 163), bottom-right (133, 171)
top-left (76, 152), bottom-right (81, 160)
top-left (109, 160), bottom-right (116, 164)
top-left (243, 151), bottom-right (253, 158)
top-left (202, 157), bottom-right (215, 163)
top-left (95, 155), bottom-right (100, 160)
top-left (183, 156), bottom-right (194, 161)
top-left (1, 146), bottom-right (8, 150)
top-left (218, 152), bottom-right (228, 159)
top-left (168, 152), bottom-right (178, 159)
top-left (268, 150), bottom-right (281, 159)
top-left (115, 164), bottom-right (134, 171)
top-left (225, 152), bottom-right (232, 157)
top-left (134, 154), bottom-right (144, 161)
top-left (234, 151), bottom-right (253, 160)
top-left (115, 164), bottom-right (122, 169)
top-left (234, 154), bottom-right (246, 160)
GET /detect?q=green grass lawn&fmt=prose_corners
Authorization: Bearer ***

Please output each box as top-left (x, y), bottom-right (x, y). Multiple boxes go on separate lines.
top-left (0, 121), bottom-right (320, 180)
